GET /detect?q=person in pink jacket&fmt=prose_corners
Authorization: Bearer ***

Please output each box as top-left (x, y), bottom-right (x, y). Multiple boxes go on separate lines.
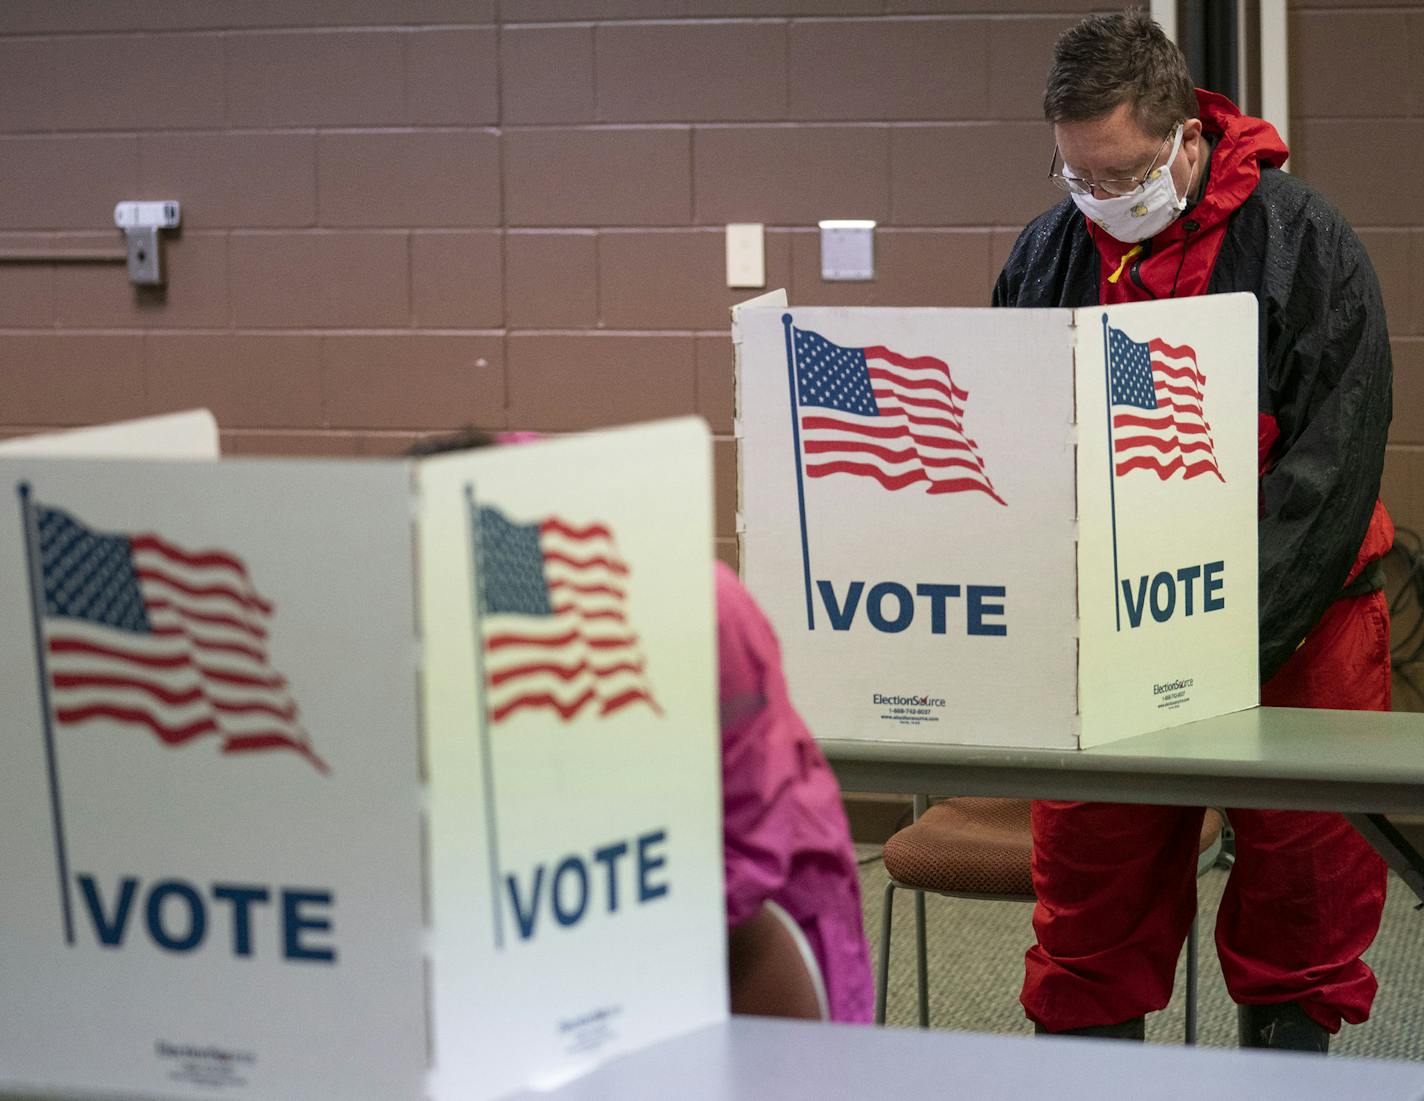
top-left (409, 429), bottom-right (874, 1023)
top-left (715, 561), bottom-right (874, 1023)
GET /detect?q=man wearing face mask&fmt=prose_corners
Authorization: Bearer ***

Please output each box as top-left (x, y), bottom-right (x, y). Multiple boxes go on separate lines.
top-left (993, 10), bottom-right (1394, 1052)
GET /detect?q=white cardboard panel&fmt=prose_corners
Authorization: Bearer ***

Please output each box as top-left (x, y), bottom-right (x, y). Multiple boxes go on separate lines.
top-left (1074, 295), bottom-right (1260, 746)
top-left (0, 458), bottom-right (426, 1100)
top-left (417, 419), bottom-right (727, 1100)
top-left (0, 410), bottom-right (220, 460)
top-left (737, 305), bottom-right (1080, 749)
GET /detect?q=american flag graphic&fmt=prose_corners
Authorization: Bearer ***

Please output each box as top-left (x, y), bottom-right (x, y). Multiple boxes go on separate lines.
top-left (792, 326), bottom-right (1004, 504)
top-left (34, 502), bottom-right (326, 772)
top-left (1108, 326), bottom-right (1224, 482)
top-left (475, 504), bottom-right (660, 725)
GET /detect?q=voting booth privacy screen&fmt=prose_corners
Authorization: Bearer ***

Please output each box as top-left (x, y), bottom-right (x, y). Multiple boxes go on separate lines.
top-left (0, 409), bottom-right (221, 462)
top-left (0, 418), bottom-right (725, 1101)
top-left (736, 292), bottom-right (1260, 750)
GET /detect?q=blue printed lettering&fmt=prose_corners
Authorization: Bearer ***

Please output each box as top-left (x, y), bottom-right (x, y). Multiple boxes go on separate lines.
top-left (1122, 562), bottom-right (1226, 628)
top-left (78, 874), bottom-right (138, 948)
top-left (914, 584), bottom-right (961, 635)
top-left (282, 890), bottom-right (336, 963)
top-left (1203, 561), bottom-right (1226, 612)
top-left (74, 876), bottom-right (334, 962)
top-left (814, 579), bottom-right (1007, 635)
top-left (817, 579), bottom-right (863, 631)
top-left (1176, 565), bottom-right (1201, 616)
top-left (506, 866), bottom-right (545, 941)
top-left (146, 880), bottom-right (207, 953)
top-left (1149, 572), bottom-right (1176, 623)
top-left (1122, 575), bottom-right (1149, 628)
top-left (638, 829), bottom-right (669, 903)
top-left (552, 856), bottom-right (589, 927)
top-left (592, 841), bottom-right (628, 914)
top-left (866, 582), bottom-right (913, 633)
top-left (966, 585), bottom-right (1008, 637)
top-left (505, 827), bottom-right (671, 944)
top-left (213, 884), bottom-right (270, 957)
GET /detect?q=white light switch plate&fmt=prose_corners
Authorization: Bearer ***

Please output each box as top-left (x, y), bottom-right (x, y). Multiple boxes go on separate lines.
top-left (726, 223), bottom-right (765, 289)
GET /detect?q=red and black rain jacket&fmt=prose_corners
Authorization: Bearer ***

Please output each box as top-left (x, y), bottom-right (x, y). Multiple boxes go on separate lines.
top-left (992, 90), bottom-right (1394, 682)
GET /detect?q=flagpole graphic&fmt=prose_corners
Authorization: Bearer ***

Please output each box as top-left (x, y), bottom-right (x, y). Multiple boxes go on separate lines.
top-left (782, 313), bottom-right (817, 631)
top-left (1102, 313), bottom-right (1124, 633)
top-left (465, 483), bottom-right (506, 951)
top-left (17, 482), bottom-right (76, 946)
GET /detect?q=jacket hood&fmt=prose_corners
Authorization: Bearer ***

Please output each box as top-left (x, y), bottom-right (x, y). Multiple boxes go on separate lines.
top-left (1190, 88), bottom-right (1290, 228)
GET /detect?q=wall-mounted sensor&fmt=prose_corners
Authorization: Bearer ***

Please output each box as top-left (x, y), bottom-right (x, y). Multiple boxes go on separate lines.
top-left (114, 201), bottom-right (181, 230)
top-left (114, 201), bottom-right (181, 285)
top-left (819, 220), bottom-right (875, 282)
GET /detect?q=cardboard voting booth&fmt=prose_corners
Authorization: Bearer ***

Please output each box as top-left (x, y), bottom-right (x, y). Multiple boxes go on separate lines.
top-left (0, 410), bottom-right (220, 460)
top-left (736, 292), bottom-right (1260, 750)
top-left (0, 418), bottom-right (725, 1101)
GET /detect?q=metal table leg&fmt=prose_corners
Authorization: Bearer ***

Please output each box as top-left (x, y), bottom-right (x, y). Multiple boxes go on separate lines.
top-left (1345, 813), bottom-right (1424, 908)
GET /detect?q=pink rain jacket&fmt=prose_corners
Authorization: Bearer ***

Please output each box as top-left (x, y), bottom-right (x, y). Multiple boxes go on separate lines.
top-left (715, 563), bottom-right (874, 1022)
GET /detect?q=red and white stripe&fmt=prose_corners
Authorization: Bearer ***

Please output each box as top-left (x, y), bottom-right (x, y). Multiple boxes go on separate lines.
top-left (1112, 338), bottom-right (1223, 481)
top-left (801, 345), bottom-right (1004, 504)
top-left (484, 518), bottom-right (660, 725)
top-left (46, 534), bottom-right (326, 772)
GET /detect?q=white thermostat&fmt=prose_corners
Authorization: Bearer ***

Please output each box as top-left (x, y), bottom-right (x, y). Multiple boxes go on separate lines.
top-left (819, 219), bottom-right (876, 282)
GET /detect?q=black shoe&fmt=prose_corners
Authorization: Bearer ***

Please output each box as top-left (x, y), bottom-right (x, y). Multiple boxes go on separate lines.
top-left (1035, 1016), bottom-right (1145, 1040)
top-left (1237, 1002), bottom-right (1330, 1053)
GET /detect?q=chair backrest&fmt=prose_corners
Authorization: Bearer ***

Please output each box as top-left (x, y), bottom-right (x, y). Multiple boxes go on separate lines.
top-left (727, 900), bottom-right (829, 1021)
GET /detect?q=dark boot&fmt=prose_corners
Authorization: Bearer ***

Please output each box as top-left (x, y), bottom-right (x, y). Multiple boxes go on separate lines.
top-left (1035, 1016), bottom-right (1145, 1040)
top-left (1237, 1002), bottom-right (1330, 1053)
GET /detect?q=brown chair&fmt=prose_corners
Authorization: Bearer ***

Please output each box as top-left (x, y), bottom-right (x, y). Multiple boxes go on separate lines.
top-left (877, 797), bottom-right (1224, 1041)
top-left (728, 899), bottom-right (830, 1020)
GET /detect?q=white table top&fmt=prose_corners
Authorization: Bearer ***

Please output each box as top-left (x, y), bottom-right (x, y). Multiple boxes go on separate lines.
top-left (501, 1017), bottom-right (1424, 1101)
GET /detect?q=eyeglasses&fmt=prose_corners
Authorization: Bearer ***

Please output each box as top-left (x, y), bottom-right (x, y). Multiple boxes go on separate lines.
top-left (1048, 125), bottom-right (1180, 198)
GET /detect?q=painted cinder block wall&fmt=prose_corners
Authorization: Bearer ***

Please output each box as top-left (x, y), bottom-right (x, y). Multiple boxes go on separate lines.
top-left (0, 0), bottom-right (1415, 651)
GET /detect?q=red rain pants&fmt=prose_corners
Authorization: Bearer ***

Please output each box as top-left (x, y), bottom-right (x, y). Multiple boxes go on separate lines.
top-left (1022, 589), bottom-right (1391, 1033)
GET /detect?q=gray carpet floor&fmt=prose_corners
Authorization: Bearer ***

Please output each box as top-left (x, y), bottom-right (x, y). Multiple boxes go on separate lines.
top-left (858, 854), bottom-right (1424, 1060)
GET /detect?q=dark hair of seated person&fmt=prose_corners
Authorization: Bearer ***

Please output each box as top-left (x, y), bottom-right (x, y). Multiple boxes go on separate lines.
top-left (404, 426), bottom-right (499, 457)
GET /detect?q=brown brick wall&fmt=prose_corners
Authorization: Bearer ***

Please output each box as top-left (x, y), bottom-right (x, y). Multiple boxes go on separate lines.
top-left (0, 0), bottom-right (1115, 572)
top-left (0, 2), bottom-right (1409, 580)
top-left (1288, 0), bottom-right (1424, 705)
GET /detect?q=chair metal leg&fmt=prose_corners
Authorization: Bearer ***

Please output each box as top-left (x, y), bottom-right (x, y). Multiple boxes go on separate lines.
top-left (909, 793), bottom-right (931, 1029)
top-left (914, 888), bottom-right (929, 1028)
top-left (1185, 915), bottom-right (1198, 1045)
top-left (875, 879), bottom-right (895, 1025)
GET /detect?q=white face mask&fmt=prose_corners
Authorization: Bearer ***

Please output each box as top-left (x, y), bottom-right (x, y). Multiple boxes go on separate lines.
top-left (1069, 125), bottom-right (1186, 243)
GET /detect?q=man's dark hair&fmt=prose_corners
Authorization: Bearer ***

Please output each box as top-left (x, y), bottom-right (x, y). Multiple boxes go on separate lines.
top-left (1043, 9), bottom-right (1197, 136)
